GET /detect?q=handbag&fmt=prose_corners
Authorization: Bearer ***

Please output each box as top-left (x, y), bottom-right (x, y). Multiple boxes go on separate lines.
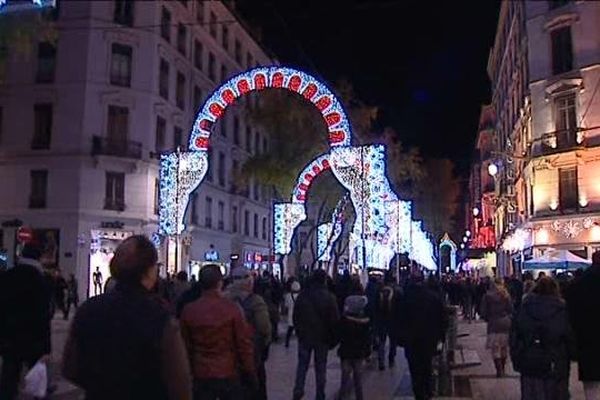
top-left (23, 360), bottom-right (47, 398)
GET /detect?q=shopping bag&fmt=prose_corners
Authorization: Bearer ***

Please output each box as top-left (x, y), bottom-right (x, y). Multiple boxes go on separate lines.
top-left (23, 360), bottom-right (47, 398)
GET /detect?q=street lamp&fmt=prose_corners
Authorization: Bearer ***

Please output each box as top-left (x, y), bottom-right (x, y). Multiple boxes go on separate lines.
top-left (488, 163), bottom-right (499, 177)
top-left (472, 207), bottom-right (480, 217)
top-left (465, 230), bottom-right (471, 237)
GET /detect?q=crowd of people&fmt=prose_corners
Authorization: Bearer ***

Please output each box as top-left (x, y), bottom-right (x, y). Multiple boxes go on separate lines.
top-left (1, 235), bottom-right (600, 400)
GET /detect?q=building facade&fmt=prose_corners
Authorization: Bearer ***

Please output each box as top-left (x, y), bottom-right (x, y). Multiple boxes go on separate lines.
top-left (0, 0), bottom-right (275, 297)
top-left (487, 0), bottom-right (600, 275)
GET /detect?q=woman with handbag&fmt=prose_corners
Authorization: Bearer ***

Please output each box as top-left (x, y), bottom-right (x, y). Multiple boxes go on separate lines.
top-left (510, 276), bottom-right (575, 400)
top-left (480, 278), bottom-right (513, 377)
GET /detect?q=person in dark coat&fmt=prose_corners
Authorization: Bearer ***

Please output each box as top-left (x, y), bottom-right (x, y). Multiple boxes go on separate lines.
top-left (292, 269), bottom-right (340, 400)
top-left (510, 276), bottom-right (575, 400)
top-left (567, 251), bottom-right (600, 399)
top-left (394, 275), bottom-right (448, 400)
top-left (62, 235), bottom-right (192, 400)
top-left (507, 274), bottom-right (524, 311)
top-left (373, 276), bottom-right (398, 370)
top-left (65, 273), bottom-right (79, 319)
top-left (480, 278), bottom-right (513, 377)
top-left (0, 243), bottom-right (52, 400)
top-left (336, 295), bottom-right (370, 400)
top-left (54, 270), bottom-right (68, 319)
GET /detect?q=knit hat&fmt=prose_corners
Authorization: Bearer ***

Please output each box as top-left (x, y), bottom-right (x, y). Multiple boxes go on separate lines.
top-left (291, 281), bottom-right (301, 292)
top-left (344, 295), bottom-right (368, 316)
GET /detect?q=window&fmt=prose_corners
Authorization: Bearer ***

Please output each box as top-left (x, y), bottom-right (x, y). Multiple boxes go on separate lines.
top-left (0, 107), bottom-right (3, 145)
top-left (36, 41), bottom-right (56, 83)
top-left (107, 105), bottom-right (129, 142)
top-left (551, 26), bottom-right (573, 75)
top-left (221, 116), bottom-right (227, 137)
top-left (159, 58), bottom-right (169, 99)
top-left (255, 131), bottom-right (260, 155)
top-left (234, 39), bottom-right (242, 64)
top-left (29, 170), bottom-right (48, 208)
top-left (173, 126), bottom-right (182, 149)
top-left (246, 52), bottom-right (253, 70)
top-left (254, 181), bottom-right (259, 201)
top-left (220, 64), bottom-right (227, 83)
top-left (154, 178), bottom-right (159, 215)
top-left (222, 25), bottom-right (229, 51)
top-left (161, 7), bottom-right (171, 42)
top-left (246, 127), bottom-right (252, 153)
top-left (105, 172), bottom-right (125, 211)
top-left (155, 116), bottom-right (166, 151)
top-left (233, 116), bottom-right (240, 145)
top-left (191, 193), bottom-right (198, 224)
top-left (559, 167), bottom-right (578, 211)
top-left (244, 210), bottom-right (249, 236)
top-left (193, 86), bottom-right (203, 111)
top-left (176, 72), bottom-right (186, 110)
top-left (114, 0), bottom-right (134, 26)
top-left (262, 217), bottom-right (267, 240)
top-left (196, 0), bottom-right (204, 23)
top-left (209, 12), bottom-right (217, 38)
top-left (232, 159), bottom-right (239, 192)
top-left (205, 197), bottom-right (212, 228)
top-left (177, 23), bottom-right (187, 55)
top-left (548, 0), bottom-right (570, 10)
top-left (218, 151), bottom-right (226, 187)
top-left (206, 149), bottom-right (213, 182)
top-left (555, 93), bottom-right (577, 147)
top-left (110, 43), bottom-right (132, 87)
top-left (232, 206), bottom-right (238, 233)
top-left (263, 137), bottom-right (268, 153)
top-left (218, 201), bottom-right (224, 230)
top-left (194, 40), bottom-right (203, 70)
top-left (253, 213), bottom-right (258, 238)
top-left (208, 52), bottom-right (216, 81)
top-left (32, 103), bottom-right (53, 149)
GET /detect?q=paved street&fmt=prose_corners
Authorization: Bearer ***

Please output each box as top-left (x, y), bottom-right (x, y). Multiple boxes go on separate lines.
top-left (1, 314), bottom-right (586, 399)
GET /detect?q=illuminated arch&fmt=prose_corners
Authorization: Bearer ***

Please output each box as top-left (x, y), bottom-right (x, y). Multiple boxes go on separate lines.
top-left (189, 66), bottom-right (352, 151)
top-left (291, 154), bottom-right (331, 204)
top-left (439, 232), bottom-right (458, 272)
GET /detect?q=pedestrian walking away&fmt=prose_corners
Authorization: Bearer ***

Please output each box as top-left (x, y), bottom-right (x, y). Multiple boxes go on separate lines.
top-left (62, 235), bottom-right (192, 400)
top-left (64, 273), bottom-right (79, 319)
top-left (336, 295), bottom-right (370, 400)
top-left (567, 250), bottom-right (600, 400)
top-left (284, 281), bottom-right (301, 348)
top-left (292, 269), bottom-right (340, 400)
top-left (510, 276), bottom-right (575, 400)
top-left (0, 243), bottom-right (53, 400)
top-left (480, 277), bottom-right (513, 377)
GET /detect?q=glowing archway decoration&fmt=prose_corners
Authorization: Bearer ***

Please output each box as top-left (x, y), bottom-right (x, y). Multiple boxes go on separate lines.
top-left (439, 232), bottom-right (458, 272)
top-left (317, 196), bottom-right (349, 262)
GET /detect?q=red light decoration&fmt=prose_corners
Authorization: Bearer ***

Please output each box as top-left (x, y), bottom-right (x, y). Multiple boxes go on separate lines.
top-left (237, 79), bottom-right (251, 95)
top-left (288, 75), bottom-right (302, 92)
top-left (198, 119), bottom-right (213, 131)
top-left (221, 89), bottom-right (236, 105)
top-left (325, 112), bottom-right (341, 127)
top-left (329, 131), bottom-right (346, 143)
top-left (209, 103), bottom-right (224, 118)
top-left (254, 74), bottom-right (267, 90)
top-left (314, 96), bottom-right (332, 112)
top-left (272, 72), bottom-right (284, 87)
top-left (302, 83), bottom-right (318, 100)
top-left (195, 137), bottom-right (209, 149)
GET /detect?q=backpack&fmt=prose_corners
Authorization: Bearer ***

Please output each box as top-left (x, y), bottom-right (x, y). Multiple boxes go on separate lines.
top-left (514, 322), bottom-right (555, 378)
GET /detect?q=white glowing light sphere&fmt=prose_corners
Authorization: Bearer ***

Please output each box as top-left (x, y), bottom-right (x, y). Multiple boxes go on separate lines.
top-left (488, 163), bottom-right (499, 177)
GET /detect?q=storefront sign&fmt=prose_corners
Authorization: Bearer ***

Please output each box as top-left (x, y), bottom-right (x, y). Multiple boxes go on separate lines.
top-left (16, 226), bottom-right (34, 243)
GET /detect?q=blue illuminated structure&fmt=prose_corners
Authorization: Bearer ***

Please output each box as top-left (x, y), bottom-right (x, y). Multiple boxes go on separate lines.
top-left (0, 0), bottom-right (55, 13)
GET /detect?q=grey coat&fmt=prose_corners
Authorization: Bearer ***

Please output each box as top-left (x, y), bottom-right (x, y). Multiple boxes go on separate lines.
top-left (480, 289), bottom-right (513, 334)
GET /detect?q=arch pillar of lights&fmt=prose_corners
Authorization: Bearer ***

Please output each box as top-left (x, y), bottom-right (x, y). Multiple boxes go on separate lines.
top-left (439, 232), bottom-right (458, 272)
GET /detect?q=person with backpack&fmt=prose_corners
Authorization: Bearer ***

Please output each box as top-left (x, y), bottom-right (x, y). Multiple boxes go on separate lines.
top-left (284, 281), bottom-right (301, 348)
top-left (292, 269), bottom-right (340, 400)
top-left (480, 278), bottom-right (513, 377)
top-left (336, 295), bottom-right (370, 400)
top-left (225, 267), bottom-right (271, 400)
top-left (510, 276), bottom-right (575, 400)
top-left (373, 275), bottom-right (398, 370)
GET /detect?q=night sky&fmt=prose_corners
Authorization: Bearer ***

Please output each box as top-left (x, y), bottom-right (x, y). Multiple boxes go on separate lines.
top-left (236, 0), bottom-right (501, 175)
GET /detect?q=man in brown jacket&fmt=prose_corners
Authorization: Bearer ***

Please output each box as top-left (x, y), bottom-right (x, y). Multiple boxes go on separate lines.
top-left (181, 264), bottom-right (256, 400)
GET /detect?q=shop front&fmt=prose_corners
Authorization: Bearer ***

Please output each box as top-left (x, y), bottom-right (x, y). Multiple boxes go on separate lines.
top-left (88, 228), bottom-right (133, 297)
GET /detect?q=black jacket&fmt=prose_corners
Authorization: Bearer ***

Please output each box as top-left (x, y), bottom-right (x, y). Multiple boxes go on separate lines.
top-left (373, 284), bottom-right (398, 332)
top-left (393, 282), bottom-right (447, 350)
top-left (337, 315), bottom-right (371, 360)
top-left (567, 264), bottom-right (600, 380)
top-left (510, 293), bottom-right (575, 379)
top-left (63, 283), bottom-right (172, 400)
top-left (293, 283), bottom-right (339, 346)
top-left (0, 258), bottom-right (51, 358)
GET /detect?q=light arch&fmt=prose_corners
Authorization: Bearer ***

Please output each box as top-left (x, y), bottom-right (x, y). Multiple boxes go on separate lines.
top-left (189, 66), bottom-right (352, 151)
top-left (439, 232), bottom-right (458, 272)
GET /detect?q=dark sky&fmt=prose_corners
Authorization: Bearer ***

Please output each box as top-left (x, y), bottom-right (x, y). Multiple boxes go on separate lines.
top-left (236, 0), bottom-right (501, 175)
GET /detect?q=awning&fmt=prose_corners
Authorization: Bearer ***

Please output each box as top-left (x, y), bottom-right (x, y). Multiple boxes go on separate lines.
top-left (524, 248), bottom-right (591, 270)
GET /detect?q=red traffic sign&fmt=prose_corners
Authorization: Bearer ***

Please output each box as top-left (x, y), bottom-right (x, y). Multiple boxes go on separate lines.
top-left (17, 226), bottom-right (34, 243)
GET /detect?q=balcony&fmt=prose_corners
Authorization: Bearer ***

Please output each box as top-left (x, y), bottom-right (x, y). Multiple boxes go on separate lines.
top-left (104, 199), bottom-right (125, 212)
top-left (92, 136), bottom-right (142, 159)
top-left (531, 129), bottom-right (585, 157)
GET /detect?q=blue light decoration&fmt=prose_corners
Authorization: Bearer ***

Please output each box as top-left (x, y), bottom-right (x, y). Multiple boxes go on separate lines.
top-left (273, 203), bottom-right (307, 255)
top-left (188, 66), bottom-right (352, 153)
top-left (410, 221), bottom-right (437, 270)
top-left (439, 232), bottom-right (458, 271)
top-left (385, 200), bottom-right (412, 254)
top-left (158, 151), bottom-right (208, 236)
top-left (292, 154), bottom-right (331, 204)
top-left (0, 0), bottom-right (55, 13)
